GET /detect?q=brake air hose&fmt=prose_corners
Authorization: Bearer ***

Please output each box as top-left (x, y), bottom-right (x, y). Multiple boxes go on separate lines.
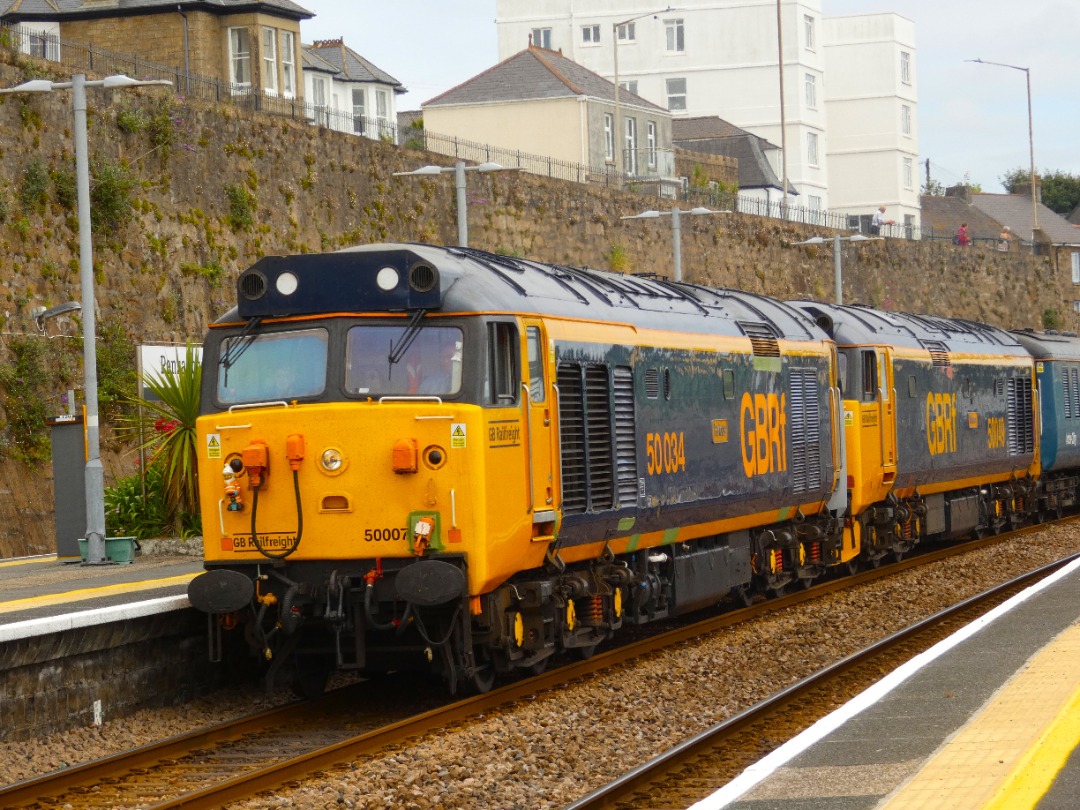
top-left (250, 469), bottom-right (303, 560)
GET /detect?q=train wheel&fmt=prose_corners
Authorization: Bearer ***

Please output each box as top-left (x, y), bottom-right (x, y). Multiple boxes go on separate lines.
top-left (732, 585), bottom-right (754, 607)
top-left (573, 643), bottom-right (598, 660)
top-left (469, 647), bottom-right (496, 694)
top-left (292, 654), bottom-right (333, 700)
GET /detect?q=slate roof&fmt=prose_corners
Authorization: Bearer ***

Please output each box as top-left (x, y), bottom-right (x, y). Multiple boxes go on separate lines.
top-left (672, 116), bottom-right (794, 194)
top-left (423, 45), bottom-right (666, 113)
top-left (301, 44), bottom-right (338, 75)
top-left (306, 38), bottom-right (404, 93)
top-left (1, 0), bottom-right (312, 21)
top-left (919, 190), bottom-right (1080, 246)
top-left (971, 193), bottom-right (1080, 246)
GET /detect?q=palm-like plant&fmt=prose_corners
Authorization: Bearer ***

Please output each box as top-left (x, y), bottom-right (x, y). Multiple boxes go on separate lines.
top-left (128, 343), bottom-right (202, 530)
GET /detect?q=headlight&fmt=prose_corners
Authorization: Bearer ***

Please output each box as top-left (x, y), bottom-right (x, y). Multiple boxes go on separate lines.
top-left (321, 447), bottom-right (344, 473)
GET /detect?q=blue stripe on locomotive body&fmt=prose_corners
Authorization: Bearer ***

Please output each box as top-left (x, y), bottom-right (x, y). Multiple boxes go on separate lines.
top-left (1012, 329), bottom-right (1080, 473)
top-left (792, 302), bottom-right (1035, 488)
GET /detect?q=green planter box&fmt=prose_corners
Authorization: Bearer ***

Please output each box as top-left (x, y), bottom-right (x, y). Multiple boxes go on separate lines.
top-left (78, 536), bottom-right (137, 564)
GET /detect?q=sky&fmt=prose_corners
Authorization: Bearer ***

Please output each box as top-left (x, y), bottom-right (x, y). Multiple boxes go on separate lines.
top-left (299, 1), bottom-right (1079, 194)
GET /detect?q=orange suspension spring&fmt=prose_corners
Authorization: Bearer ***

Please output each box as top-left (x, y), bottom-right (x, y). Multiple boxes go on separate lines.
top-left (807, 542), bottom-right (822, 563)
top-left (587, 595), bottom-right (604, 624)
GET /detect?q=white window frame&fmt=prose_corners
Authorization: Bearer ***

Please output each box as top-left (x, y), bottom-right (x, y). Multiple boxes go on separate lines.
top-left (375, 89), bottom-right (390, 139)
top-left (804, 14), bottom-right (815, 51)
top-left (666, 77), bottom-right (687, 111)
top-left (901, 104), bottom-right (911, 136)
top-left (311, 75), bottom-right (327, 108)
top-left (1072, 253), bottom-right (1080, 284)
top-left (625, 117), bottom-right (638, 176)
top-left (647, 121), bottom-right (657, 169)
top-left (901, 51), bottom-right (912, 84)
top-left (228, 27), bottom-right (251, 90)
top-left (807, 131), bottom-right (819, 167)
top-left (352, 88), bottom-right (366, 135)
top-left (620, 80), bottom-right (638, 95)
top-left (280, 30), bottom-right (295, 99)
top-left (531, 27), bottom-right (552, 49)
top-left (262, 27), bottom-right (278, 95)
top-left (805, 73), bottom-right (816, 108)
top-left (582, 24), bottom-right (600, 45)
top-left (903, 157), bottom-right (914, 190)
top-left (665, 18), bottom-right (685, 53)
top-left (604, 113), bottom-right (614, 161)
top-left (617, 22), bottom-right (636, 42)
top-left (808, 195), bottom-right (822, 210)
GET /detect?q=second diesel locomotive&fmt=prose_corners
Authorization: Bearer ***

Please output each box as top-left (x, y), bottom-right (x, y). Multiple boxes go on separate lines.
top-left (186, 243), bottom-right (1058, 694)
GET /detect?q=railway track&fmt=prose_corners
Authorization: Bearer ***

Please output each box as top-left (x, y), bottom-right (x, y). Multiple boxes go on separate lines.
top-left (564, 549), bottom-right (1080, 810)
top-left (0, 527), bottom-right (1067, 810)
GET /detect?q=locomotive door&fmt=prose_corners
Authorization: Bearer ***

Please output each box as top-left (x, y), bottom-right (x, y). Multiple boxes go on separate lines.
top-left (877, 348), bottom-right (898, 476)
top-left (523, 322), bottom-right (555, 521)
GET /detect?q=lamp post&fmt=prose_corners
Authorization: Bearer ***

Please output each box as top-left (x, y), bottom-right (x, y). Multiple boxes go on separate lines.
top-left (393, 160), bottom-right (508, 247)
top-left (0, 73), bottom-right (172, 565)
top-left (612, 7), bottom-right (673, 180)
top-left (622, 206), bottom-right (729, 282)
top-left (967, 58), bottom-right (1038, 249)
top-left (792, 233), bottom-right (876, 305)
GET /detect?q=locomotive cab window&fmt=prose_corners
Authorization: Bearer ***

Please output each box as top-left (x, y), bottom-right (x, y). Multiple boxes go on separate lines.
top-left (217, 328), bottom-right (328, 404)
top-left (487, 322), bottom-right (519, 405)
top-left (861, 350), bottom-right (878, 401)
top-left (345, 325), bottom-right (462, 397)
top-left (526, 326), bottom-right (545, 403)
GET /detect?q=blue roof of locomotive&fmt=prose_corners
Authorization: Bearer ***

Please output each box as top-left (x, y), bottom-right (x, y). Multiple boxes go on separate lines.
top-left (1011, 329), bottom-right (1080, 362)
top-left (790, 301), bottom-right (1028, 356)
top-left (217, 243), bottom-right (829, 344)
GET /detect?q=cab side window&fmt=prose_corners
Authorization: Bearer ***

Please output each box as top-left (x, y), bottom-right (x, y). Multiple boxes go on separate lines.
top-left (861, 350), bottom-right (878, 401)
top-left (526, 326), bottom-right (545, 403)
top-left (488, 322), bottom-right (519, 405)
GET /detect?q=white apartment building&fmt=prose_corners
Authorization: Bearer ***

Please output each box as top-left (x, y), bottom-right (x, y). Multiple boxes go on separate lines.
top-left (495, 1), bottom-right (919, 231)
top-left (824, 14), bottom-right (919, 235)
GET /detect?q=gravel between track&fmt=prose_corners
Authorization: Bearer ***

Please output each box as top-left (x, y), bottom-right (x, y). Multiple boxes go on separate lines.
top-left (4, 525), bottom-right (1079, 809)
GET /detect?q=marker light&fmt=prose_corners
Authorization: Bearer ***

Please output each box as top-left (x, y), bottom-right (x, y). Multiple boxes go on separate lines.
top-left (376, 266), bottom-right (400, 291)
top-left (275, 271), bottom-right (298, 295)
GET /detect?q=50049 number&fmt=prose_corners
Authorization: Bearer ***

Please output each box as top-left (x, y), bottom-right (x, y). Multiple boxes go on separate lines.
top-left (364, 527), bottom-right (409, 542)
top-left (646, 431), bottom-right (686, 475)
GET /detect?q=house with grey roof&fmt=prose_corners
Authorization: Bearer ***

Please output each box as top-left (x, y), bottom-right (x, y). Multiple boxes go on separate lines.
top-left (302, 38), bottom-right (404, 143)
top-left (422, 44), bottom-right (674, 183)
top-left (673, 116), bottom-right (796, 210)
top-left (921, 185), bottom-right (1080, 287)
top-left (1, 0), bottom-right (313, 100)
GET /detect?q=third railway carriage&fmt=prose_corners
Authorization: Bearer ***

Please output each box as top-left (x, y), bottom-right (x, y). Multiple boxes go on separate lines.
top-left (186, 243), bottom-right (844, 693)
top-left (1012, 329), bottom-right (1080, 516)
top-left (792, 302), bottom-right (1038, 563)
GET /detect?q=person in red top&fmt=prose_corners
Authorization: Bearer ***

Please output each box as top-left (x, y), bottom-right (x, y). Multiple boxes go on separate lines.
top-left (956, 223), bottom-right (971, 246)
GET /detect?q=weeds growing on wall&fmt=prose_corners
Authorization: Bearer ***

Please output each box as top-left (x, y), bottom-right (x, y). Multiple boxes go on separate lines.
top-left (19, 155), bottom-right (48, 214)
top-left (609, 243), bottom-right (630, 273)
top-left (225, 183), bottom-right (256, 231)
top-left (0, 337), bottom-right (53, 464)
top-left (95, 318), bottom-right (138, 422)
top-left (89, 157), bottom-right (137, 234)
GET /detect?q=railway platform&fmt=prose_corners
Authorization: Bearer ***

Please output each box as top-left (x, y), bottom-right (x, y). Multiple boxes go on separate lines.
top-left (0, 546), bottom-right (201, 641)
top-left (693, 555), bottom-right (1080, 810)
top-left (0, 545), bottom-right (212, 740)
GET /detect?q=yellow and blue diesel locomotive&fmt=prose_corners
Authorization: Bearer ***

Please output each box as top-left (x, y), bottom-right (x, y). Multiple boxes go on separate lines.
top-left (187, 243), bottom-right (1059, 695)
top-left (187, 243), bottom-right (846, 693)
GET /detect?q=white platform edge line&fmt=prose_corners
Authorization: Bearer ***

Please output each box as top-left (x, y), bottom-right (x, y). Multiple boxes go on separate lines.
top-left (688, 555), bottom-right (1080, 810)
top-left (0, 595), bottom-right (191, 643)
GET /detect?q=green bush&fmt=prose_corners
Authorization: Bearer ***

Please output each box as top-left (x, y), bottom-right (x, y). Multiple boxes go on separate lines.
top-left (0, 337), bottom-right (52, 464)
top-left (19, 155), bottom-right (49, 214)
top-left (89, 157), bottom-right (137, 234)
top-left (96, 318), bottom-right (138, 421)
top-left (105, 465), bottom-right (170, 539)
top-left (225, 183), bottom-right (256, 231)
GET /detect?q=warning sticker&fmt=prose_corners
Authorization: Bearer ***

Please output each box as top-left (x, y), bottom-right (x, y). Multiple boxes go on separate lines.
top-left (451, 423), bottom-right (467, 449)
top-left (206, 434), bottom-right (221, 459)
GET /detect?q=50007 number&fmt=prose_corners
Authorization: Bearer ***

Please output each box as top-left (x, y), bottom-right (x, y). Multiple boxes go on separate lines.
top-left (364, 527), bottom-right (409, 542)
top-left (646, 431), bottom-right (686, 475)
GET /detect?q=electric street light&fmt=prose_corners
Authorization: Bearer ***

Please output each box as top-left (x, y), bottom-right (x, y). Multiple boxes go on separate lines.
top-left (622, 206), bottom-right (729, 282)
top-left (0, 73), bottom-right (172, 565)
top-left (393, 160), bottom-right (510, 247)
top-left (967, 58), bottom-right (1038, 251)
top-left (792, 233), bottom-right (878, 305)
top-left (612, 7), bottom-right (674, 180)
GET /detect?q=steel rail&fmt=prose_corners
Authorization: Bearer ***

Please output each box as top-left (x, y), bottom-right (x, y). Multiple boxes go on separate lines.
top-left (562, 549), bottom-right (1080, 810)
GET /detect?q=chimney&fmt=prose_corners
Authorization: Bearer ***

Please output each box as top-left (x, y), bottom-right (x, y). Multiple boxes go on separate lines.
top-left (945, 184), bottom-right (971, 203)
top-left (1014, 181), bottom-right (1043, 204)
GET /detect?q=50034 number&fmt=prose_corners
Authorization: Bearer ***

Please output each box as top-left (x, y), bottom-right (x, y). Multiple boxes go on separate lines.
top-left (646, 431), bottom-right (686, 475)
top-left (364, 527), bottom-right (409, 542)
